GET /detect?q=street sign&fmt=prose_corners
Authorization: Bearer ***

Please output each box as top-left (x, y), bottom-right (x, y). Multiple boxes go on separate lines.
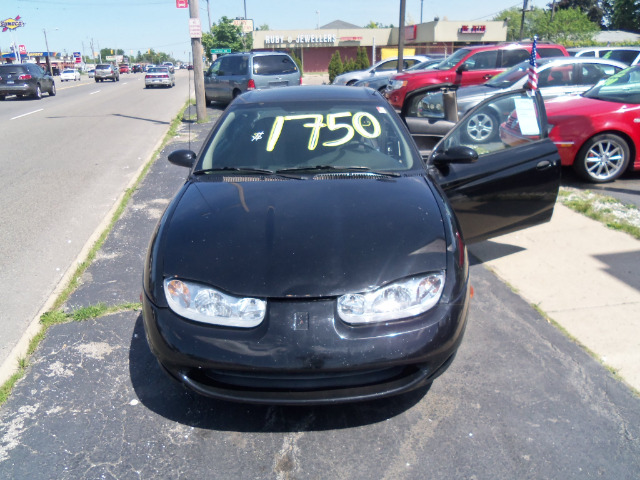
top-left (176, 0), bottom-right (188, 8)
top-left (188, 18), bottom-right (202, 38)
top-left (210, 48), bottom-right (231, 54)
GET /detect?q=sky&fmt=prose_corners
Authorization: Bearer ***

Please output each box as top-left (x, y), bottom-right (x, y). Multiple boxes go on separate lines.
top-left (2, 0), bottom-right (524, 62)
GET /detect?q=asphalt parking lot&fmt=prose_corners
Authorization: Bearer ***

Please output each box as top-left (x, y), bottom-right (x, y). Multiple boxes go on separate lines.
top-left (1, 104), bottom-right (639, 478)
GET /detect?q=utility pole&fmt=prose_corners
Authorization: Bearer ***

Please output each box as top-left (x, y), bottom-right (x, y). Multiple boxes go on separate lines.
top-left (397, 0), bottom-right (406, 74)
top-left (206, 0), bottom-right (212, 32)
top-left (43, 29), bottom-right (52, 75)
top-left (189, 0), bottom-right (207, 122)
top-left (519, 0), bottom-right (528, 41)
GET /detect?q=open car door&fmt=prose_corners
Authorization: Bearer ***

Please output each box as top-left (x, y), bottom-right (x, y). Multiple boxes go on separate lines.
top-left (403, 86), bottom-right (561, 243)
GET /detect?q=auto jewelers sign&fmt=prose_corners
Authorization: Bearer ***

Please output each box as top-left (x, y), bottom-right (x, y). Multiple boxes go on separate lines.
top-left (1, 15), bottom-right (25, 32)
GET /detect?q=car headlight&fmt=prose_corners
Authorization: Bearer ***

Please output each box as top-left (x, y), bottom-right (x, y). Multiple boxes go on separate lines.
top-left (388, 79), bottom-right (408, 91)
top-left (164, 278), bottom-right (266, 328)
top-left (337, 272), bottom-right (445, 324)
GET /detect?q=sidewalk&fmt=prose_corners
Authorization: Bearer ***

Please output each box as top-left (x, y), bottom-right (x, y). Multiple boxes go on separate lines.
top-left (470, 204), bottom-right (640, 392)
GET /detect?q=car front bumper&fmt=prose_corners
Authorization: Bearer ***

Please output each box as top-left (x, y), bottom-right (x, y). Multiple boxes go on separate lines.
top-left (142, 282), bottom-right (470, 405)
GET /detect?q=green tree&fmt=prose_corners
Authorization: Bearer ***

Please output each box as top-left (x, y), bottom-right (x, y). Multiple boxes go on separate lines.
top-left (343, 57), bottom-right (358, 73)
top-left (328, 51), bottom-right (343, 83)
top-left (495, 6), bottom-right (598, 42)
top-left (356, 47), bottom-right (370, 70)
top-left (364, 21), bottom-right (394, 28)
top-left (610, 0), bottom-right (640, 32)
top-left (257, 24), bottom-right (270, 31)
top-left (553, 0), bottom-right (606, 27)
top-left (289, 50), bottom-right (303, 76)
top-left (201, 16), bottom-right (248, 61)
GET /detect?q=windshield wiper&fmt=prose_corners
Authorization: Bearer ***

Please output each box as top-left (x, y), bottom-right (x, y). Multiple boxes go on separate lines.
top-left (276, 165), bottom-right (400, 177)
top-left (192, 166), bottom-right (275, 175)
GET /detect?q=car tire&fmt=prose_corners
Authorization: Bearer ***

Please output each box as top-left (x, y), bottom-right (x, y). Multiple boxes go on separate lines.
top-left (33, 85), bottom-right (42, 100)
top-left (574, 133), bottom-right (630, 183)
top-left (205, 95), bottom-right (212, 106)
top-left (49, 83), bottom-right (56, 96)
top-left (95, 79), bottom-right (99, 83)
top-left (0, 95), bottom-right (5, 101)
top-left (462, 110), bottom-right (498, 144)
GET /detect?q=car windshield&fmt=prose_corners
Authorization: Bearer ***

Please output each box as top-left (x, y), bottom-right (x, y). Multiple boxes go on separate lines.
top-left (433, 48), bottom-right (471, 70)
top-left (149, 67), bottom-right (168, 73)
top-left (583, 65), bottom-right (640, 104)
top-left (63, 70), bottom-right (74, 73)
top-left (485, 60), bottom-right (531, 88)
top-left (96, 65), bottom-right (111, 70)
top-left (197, 101), bottom-right (417, 173)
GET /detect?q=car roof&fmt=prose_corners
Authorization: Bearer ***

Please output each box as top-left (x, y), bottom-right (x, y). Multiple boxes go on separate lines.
top-left (536, 56), bottom-right (629, 67)
top-left (235, 85), bottom-right (382, 105)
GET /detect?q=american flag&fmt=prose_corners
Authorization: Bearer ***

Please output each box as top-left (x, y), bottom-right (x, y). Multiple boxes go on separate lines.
top-left (528, 35), bottom-right (538, 90)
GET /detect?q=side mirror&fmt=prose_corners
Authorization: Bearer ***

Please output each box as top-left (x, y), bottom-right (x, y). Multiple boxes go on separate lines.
top-left (456, 63), bottom-right (469, 74)
top-left (431, 145), bottom-right (478, 165)
top-left (168, 149), bottom-right (197, 168)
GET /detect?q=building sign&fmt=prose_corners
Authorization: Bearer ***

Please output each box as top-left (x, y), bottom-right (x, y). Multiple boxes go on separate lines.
top-left (339, 36), bottom-right (363, 42)
top-left (1, 15), bottom-right (25, 32)
top-left (404, 25), bottom-right (417, 41)
top-left (459, 25), bottom-right (486, 34)
top-left (265, 33), bottom-right (337, 45)
top-left (232, 18), bottom-right (254, 34)
top-left (19, 45), bottom-right (27, 55)
top-left (176, 0), bottom-right (188, 8)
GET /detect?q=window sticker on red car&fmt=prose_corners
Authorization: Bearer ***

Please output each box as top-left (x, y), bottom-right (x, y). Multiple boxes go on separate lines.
top-left (262, 112), bottom-right (382, 151)
top-left (514, 98), bottom-right (540, 135)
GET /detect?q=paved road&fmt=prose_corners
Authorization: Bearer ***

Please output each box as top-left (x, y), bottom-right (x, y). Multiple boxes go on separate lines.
top-left (561, 163), bottom-right (640, 208)
top-left (1, 107), bottom-right (639, 479)
top-left (0, 71), bottom-right (192, 382)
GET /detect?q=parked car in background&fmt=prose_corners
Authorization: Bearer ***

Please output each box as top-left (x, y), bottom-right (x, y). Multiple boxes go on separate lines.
top-left (204, 51), bottom-right (301, 105)
top-left (415, 56), bottom-right (627, 143)
top-left (141, 85), bottom-right (560, 405)
top-left (0, 63), bottom-right (56, 100)
top-left (60, 68), bottom-right (81, 82)
top-left (354, 59), bottom-right (441, 92)
top-left (332, 55), bottom-right (431, 86)
top-left (536, 65), bottom-right (640, 183)
top-left (144, 65), bottom-right (175, 88)
top-left (386, 42), bottom-right (569, 109)
top-left (499, 65), bottom-right (640, 182)
top-left (119, 64), bottom-right (130, 74)
top-left (568, 46), bottom-right (640, 65)
top-left (94, 64), bottom-right (120, 82)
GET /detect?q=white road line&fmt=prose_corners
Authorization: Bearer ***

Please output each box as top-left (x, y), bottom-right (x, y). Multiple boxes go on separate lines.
top-left (11, 109), bottom-right (44, 120)
top-left (90, 90), bottom-right (101, 95)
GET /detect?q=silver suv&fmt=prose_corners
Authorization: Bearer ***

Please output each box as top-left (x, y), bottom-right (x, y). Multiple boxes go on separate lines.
top-left (204, 52), bottom-right (301, 105)
top-left (94, 64), bottom-right (120, 82)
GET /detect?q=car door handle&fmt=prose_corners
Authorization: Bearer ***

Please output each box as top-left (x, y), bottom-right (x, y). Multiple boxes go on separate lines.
top-left (536, 160), bottom-right (552, 170)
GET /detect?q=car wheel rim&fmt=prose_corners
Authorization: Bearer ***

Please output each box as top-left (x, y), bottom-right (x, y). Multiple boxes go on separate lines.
top-left (466, 113), bottom-right (494, 142)
top-left (585, 139), bottom-right (625, 181)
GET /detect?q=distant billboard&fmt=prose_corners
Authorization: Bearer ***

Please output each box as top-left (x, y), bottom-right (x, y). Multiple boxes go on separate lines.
top-left (232, 18), bottom-right (254, 34)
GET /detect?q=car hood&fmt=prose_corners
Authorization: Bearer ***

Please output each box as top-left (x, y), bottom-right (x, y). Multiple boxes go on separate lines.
top-left (161, 175), bottom-right (448, 298)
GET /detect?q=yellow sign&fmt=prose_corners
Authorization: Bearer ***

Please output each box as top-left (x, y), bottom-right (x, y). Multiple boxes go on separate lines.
top-left (1, 16), bottom-right (25, 32)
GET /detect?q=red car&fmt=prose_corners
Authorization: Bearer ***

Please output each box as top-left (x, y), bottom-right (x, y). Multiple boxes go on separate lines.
top-left (119, 64), bottom-right (130, 74)
top-left (506, 65), bottom-right (640, 183)
top-left (386, 42), bottom-right (569, 110)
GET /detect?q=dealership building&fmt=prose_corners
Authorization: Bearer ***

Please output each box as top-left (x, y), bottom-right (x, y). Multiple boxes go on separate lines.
top-left (252, 19), bottom-right (508, 72)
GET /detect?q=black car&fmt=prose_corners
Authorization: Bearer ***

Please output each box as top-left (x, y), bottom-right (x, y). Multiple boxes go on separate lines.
top-left (0, 63), bottom-right (56, 100)
top-left (142, 85), bottom-right (560, 405)
top-left (132, 64), bottom-right (143, 73)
